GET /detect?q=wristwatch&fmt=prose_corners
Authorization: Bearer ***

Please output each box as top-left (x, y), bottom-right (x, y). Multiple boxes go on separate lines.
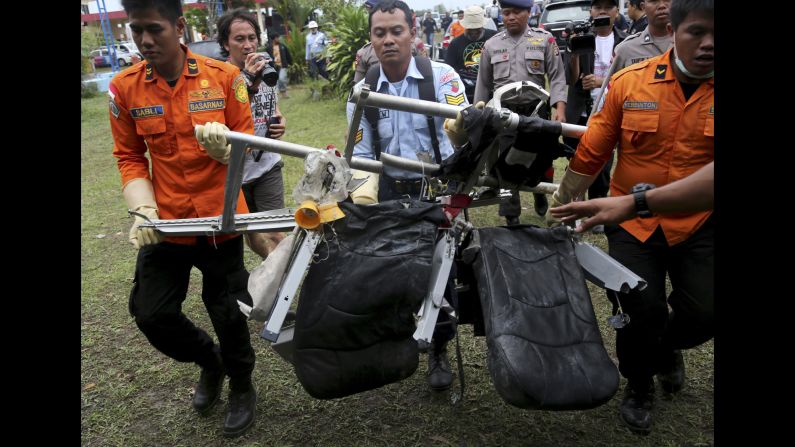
top-left (631, 183), bottom-right (656, 218)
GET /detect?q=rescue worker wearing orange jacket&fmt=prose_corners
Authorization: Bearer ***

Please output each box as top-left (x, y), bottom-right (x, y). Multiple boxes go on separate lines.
top-left (545, 0), bottom-right (713, 436)
top-left (109, 0), bottom-right (257, 438)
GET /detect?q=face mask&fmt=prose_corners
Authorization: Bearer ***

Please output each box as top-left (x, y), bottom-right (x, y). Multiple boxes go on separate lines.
top-left (673, 43), bottom-right (713, 80)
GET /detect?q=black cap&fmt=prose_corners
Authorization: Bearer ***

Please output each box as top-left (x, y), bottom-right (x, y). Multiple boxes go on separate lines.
top-left (591, 0), bottom-right (619, 6)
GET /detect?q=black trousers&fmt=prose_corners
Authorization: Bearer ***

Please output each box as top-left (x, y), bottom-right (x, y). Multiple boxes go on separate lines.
top-left (128, 236), bottom-right (255, 379)
top-left (378, 175), bottom-right (456, 344)
top-left (563, 115), bottom-right (613, 199)
top-left (605, 218), bottom-right (714, 381)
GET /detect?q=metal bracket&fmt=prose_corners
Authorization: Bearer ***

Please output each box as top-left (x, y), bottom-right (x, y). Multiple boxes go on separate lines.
top-left (413, 231), bottom-right (457, 344)
top-left (260, 229), bottom-right (323, 342)
top-left (344, 84), bottom-right (370, 163)
top-left (574, 240), bottom-right (647, 293)
top-left (221, 138), bottom-right (249, 232)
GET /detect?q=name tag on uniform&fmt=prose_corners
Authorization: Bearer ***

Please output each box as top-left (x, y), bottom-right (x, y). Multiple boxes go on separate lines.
top-left (379, 109), bottom-right (390, 119)
top-left (130, 105), bottom-right (164, 119)
top-left (189, 98), bottom-right (226, 113)
top-left (491, 53), bottom-right (510, 63)
top-left (623, 101), bottom-right (658, 110)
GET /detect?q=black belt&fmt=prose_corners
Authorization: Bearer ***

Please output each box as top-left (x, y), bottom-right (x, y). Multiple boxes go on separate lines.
top-left (385, 176), bottom-right (423, 194)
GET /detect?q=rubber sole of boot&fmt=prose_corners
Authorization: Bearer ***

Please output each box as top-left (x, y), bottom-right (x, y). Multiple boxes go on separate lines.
top-left (222, 415), bottom-right (255, 438)
top-left (619, 413), bottom-right (652, 436)
top-left (193, 392), bottom-right (222, 416)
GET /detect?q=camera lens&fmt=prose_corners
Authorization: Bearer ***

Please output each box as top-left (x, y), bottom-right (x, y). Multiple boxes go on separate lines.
top-left (261, 65), bottom-right (279, 87)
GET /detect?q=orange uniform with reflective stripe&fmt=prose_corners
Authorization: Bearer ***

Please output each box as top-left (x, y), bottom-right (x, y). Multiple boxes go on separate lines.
top-left (109, 45), bottom-right (255, 245)
top-left (570, 49), bottom-right (713, 246)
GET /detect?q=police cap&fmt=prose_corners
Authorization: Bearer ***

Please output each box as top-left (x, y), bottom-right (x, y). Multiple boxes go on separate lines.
top-left (591, 0), bottom-right (619, 6)
top-left (498, 0), bottom-right (533, 10)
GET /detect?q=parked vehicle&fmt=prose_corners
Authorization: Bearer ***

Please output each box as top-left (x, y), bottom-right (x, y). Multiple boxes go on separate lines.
top-left (90, 46), bottom-right (139, 68)
top-left (186, 40), bottom-right (226, 61)
top-left (538, 0), bottom-right (592, 50)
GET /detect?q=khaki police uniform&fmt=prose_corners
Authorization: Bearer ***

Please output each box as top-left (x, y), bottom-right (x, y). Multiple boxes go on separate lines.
top-left (353, 42), bottom-right (380, 83)
top-left (474, 26), bottom-right (567, 220)
top-left (591, 27), bottom-right (673, 117)
top-left (474, 27), bottom-right (567, 107)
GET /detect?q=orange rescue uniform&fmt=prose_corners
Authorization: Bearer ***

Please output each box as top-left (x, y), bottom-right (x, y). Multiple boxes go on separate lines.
top-left (450, 21), bottom-right (465, 39)
top-left (109, 45), bottom-right (255, 245)
top-left (570, 49), bottom-right (713, 246)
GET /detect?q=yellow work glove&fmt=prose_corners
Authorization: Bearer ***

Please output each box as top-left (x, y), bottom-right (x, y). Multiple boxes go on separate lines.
top-left (122, 178), bottom-right (165, 249)
top-left (349, 169), bottom-right (379, 205)
top-left (195, 122), bottom-right (231, 164)
top-left (444, 101), bottom-right (485, 147)
top-left (545, 168), bottom-right (597, 227)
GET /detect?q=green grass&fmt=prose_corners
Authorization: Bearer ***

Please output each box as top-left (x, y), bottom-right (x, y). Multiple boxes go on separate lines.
top-left (82, 84), bottom-right (713, 446)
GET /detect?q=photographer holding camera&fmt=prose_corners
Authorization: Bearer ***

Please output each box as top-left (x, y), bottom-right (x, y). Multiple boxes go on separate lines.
top-left (563, 0), bottom-right (627, 213)
top-left (218, 8), bottom-right (287, 259)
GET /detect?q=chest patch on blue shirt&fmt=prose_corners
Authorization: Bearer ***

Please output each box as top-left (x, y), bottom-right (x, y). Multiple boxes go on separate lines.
top-left (130, 105), bottom-right (164, 119)
top-left (379, 109), bottom-right (390, 119)
top-left (189, 98), bottom-right (226, 113)
top-left (623, 101), bottom-right (658, 110)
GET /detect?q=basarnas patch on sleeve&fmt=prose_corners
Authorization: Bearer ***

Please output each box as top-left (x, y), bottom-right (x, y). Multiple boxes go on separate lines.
top-left (355, 128), bottom-right (363, 143)
top-left (109, 99), bottom-right (120, 119)
top-left (233, 76), bottom-right (249, 103)
top-left (130, 105), bottom-right (165, 119)
top-left (189, 98), bottom-right (226, 113)
top-left (445, 93), bottom-right (465, 106)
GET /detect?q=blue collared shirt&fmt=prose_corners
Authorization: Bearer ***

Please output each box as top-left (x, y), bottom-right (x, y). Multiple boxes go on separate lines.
top-left (305, 31), bottom-right (327, 60)
top-left (346, 57), bottom-right (469, 179)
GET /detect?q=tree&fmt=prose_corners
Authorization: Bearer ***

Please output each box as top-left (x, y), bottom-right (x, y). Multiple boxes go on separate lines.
top-left (185, 8), bottom-right (210, 36)
top-left (434, 4), bottom-right (447, 14)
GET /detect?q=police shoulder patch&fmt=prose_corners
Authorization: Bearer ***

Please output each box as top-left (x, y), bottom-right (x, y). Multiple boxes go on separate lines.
top-left (233, 75), bottom-right (249, 103)
top-left (445, 93), bottom-right (465, 106)
top-left (654, 64), bottom-right (668, 79)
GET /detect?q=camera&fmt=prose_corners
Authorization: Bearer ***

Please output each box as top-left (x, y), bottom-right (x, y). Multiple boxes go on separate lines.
top-left (565, 16), bottom-right (611, 55)
top-left (245, 52), bottom-right (279, 87)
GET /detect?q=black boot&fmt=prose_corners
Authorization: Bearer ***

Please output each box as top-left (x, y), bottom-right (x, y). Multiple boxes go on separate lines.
top-left (505, 216), bottom-right (521, 226)
top-left (619, 378), bottom-right (655, 435)
top-left (533, 193), bottom-right (548, 216)
top-left (192, 350), bottom-right (225, 415)
top-left (657, 349), bottom-right (686, 394)
top-left (223, 376), bottom-right (256, 438)
top-left (427, 340), bottom-right (453, 391)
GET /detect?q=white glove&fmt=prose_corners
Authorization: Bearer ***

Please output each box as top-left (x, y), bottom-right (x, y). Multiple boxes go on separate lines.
top-left (195, 122), bottom-right (231, 164)
top-left (444, 101), bottom-right (485, 147)
top-left (349, 169), bottom-right (379, 205)
top-left (545, 168), bottom-right (596, 227)
top-left (122, 178), bottom-right (164, 249)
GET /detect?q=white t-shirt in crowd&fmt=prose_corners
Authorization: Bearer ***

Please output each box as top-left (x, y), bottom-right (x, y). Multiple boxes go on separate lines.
top-left (587, 33), bottom-right (614, 116)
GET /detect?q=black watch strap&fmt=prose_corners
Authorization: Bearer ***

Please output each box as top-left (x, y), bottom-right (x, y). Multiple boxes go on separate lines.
top-left (631, 183), bottom-right (656, 218)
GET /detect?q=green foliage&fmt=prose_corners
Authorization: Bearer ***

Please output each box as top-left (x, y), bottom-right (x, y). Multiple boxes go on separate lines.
top-left (81, 29), bottom-right (102, 76)
top-left (326, 4), bottom-right (369, 98)
top-left (288, 60), bottom-right (308, 84)
top-left (185, 8), bottom-right (209, 36)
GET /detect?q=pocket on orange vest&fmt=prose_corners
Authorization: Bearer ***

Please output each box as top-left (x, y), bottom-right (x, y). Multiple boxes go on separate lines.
top-left (134, 117), bottom-right (172, 155)
top-left (621, 110), bottom-right (659, 149)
